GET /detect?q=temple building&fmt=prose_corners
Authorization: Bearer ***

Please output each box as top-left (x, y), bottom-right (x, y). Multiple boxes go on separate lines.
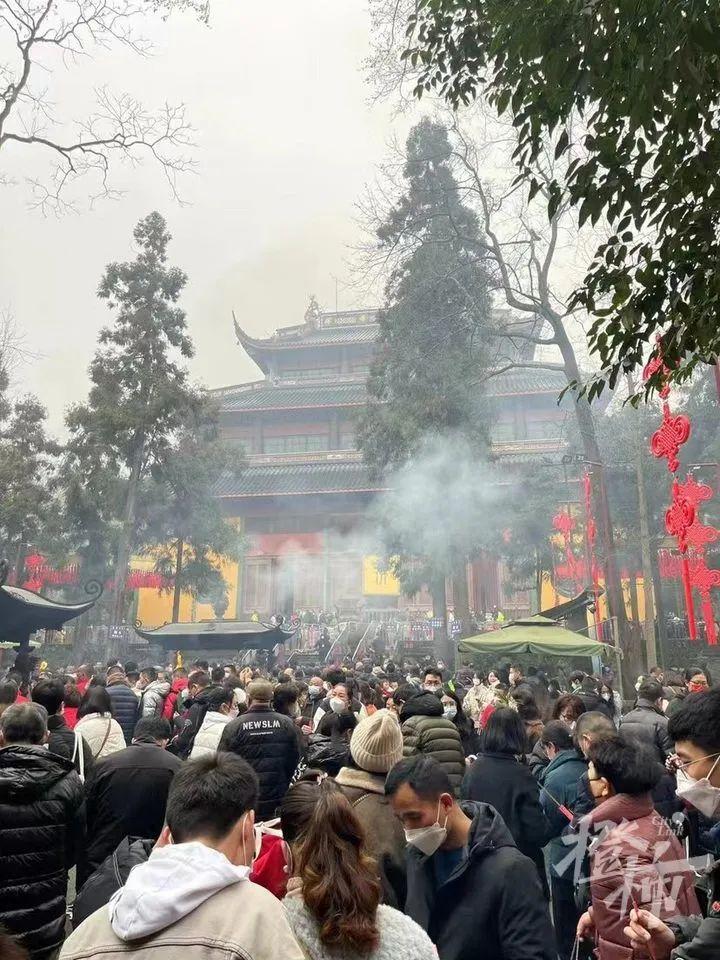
top-left (136, 301), bottom-right (569, 627)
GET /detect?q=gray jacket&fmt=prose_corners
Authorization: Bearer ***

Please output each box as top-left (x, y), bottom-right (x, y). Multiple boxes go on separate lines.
top-left (671, 858), bottom-right (720, 959)
top-left (619, 699), bottom-right (673, 761)
top-left (283, 895), bottom-right (437, 960)
top-left (140, 680), bottom-right (171, 719)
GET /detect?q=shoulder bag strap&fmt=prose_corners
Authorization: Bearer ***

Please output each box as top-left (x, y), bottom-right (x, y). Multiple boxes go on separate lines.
top-left (93, 718), bottom-right (113, 759)
top-left (75, 729), bottom-right (86, 782)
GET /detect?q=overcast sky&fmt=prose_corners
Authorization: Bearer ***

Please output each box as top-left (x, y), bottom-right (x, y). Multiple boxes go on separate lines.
top-left (1, 1), bottom-right (404, 432)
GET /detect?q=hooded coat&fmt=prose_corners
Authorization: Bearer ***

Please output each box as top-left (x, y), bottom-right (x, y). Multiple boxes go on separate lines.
top-left (0, 744), bottom-right (85, 959)
top-left (400, 692), bottom-right (466, 793)
top-left (335, 766), bottom-right (408, 908)
top-left (60, 842), bottom-right (306, 960)
top-left (404, 801), bottom-right (555, 960)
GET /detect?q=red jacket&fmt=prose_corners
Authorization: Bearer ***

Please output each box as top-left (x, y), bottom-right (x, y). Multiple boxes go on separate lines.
top-left (584, 793), bottom-right (699, 960)
top-left (64, 706), bottom-right (79, 729)
top-left (76, 677), bottom-right (90, 697)
top-left (162, 677), bottom-right (188, 720)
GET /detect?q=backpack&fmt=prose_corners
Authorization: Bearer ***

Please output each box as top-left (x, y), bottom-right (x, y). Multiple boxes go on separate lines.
top-left (168, 699), bottom-right (210, 759)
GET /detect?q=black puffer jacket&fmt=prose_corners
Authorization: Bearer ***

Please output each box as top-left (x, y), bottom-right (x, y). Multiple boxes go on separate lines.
top-left (400, 692), bottom-right (466, 793)
top-left (219, 704), bottom-right (300, 820)
top-left (72, 837), bottom-right (153, 928)
top-left (0, 744), bottom-right (85, 959)
top-left (105, 678), bottom-right (139, 744)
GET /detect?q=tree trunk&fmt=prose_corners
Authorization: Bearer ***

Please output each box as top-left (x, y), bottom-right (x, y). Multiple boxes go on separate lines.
top-left (636, 441), bottom-right (657, 669)
top-left (452, 563), bottom-right (471, 635)
top-left (553, 323), bottom-right (636, 690)
top-left (171, 537), bottom-right (184, 623)
top-left (624, 372), bottom-right (658, 671)
top-left (111, 445), bottom-right (143, 629)
top-left (14, 534), bottom-right (26, 585)
top-left (650, 545), bottom-right (667, 667)
top-left (430, 575), bottom-right (451, 667)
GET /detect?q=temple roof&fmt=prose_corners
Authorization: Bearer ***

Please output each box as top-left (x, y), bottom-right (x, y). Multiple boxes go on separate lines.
top-left (218, 380), bottom-right (367, 413)
top-left (233, 309), bottom-right (379, 365)
top-left (216, 459), bottom-right (384, 498)
top-left (0, 583), bottom-right (101, 639)
top-left (134, 619), bottom-right (296, 651)
top-left (216, 366), bottom-right (568, 415)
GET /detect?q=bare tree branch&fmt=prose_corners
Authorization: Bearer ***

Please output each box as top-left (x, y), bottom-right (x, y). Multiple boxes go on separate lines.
top-left (0, 0), bottom-right (203, 212)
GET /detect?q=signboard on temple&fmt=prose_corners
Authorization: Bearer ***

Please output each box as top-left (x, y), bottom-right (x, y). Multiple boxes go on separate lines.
top-left (362, 556), bottom-right (400, 596)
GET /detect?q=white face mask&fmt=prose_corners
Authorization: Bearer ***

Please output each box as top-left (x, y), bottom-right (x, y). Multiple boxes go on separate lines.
top-left (308, 685), bottom-right (321, 697)
top-left (601, 693), bottom-right (612, 702)
top-left (443, 705), bottom-right (458, 720)
top-left (329, 696), bottom-right (346, 714)
top-left (675, 755), bottom-right (720, 818)
top-left (404, 799), bottom-right (449, 857)
top-left (424, 684), bottom-right (442, 695)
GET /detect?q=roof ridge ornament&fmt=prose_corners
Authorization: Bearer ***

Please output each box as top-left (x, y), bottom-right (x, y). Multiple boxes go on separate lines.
top-left (304, 294), bottom-right (322, 328)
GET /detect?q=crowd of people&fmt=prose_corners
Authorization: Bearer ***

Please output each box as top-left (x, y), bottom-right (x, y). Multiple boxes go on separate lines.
top-left (0, 653), bottom-right (719, 960)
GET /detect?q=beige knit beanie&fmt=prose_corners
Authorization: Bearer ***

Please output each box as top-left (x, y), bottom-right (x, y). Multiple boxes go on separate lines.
top-left (350, 708), bottom-right (403, 774)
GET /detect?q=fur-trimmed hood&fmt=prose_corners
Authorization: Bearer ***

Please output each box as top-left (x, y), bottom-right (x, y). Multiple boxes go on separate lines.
top-left (335, 766), bottom-right (386, 795)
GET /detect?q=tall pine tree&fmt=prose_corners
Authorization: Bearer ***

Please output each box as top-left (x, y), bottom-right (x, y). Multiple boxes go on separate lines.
top-left (358, 119), bottom-right (495, 642)
top-left (65, 212), bottom-right (236, 624)
top-left (0, 395), bottom-right (60, 580)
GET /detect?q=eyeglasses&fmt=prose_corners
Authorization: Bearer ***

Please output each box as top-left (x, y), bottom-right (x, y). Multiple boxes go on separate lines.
top-left (668, 751), bottom-right (720, 771)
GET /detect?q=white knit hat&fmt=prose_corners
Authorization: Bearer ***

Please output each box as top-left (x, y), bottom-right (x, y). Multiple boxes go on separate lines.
top-left (350, 709), bottom-right (404, 774)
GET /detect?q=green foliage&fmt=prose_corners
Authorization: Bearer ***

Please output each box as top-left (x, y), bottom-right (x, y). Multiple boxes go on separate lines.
top-left (0, 394), bottom-right (60, 569)
top-left (405, 0), bottom-right (720, 393)
top-left (140, 412), bottom-right (246, 617)
top-left (357, 119), bottom-right (495, 595)
top-left (64, 212), bottom-right (239, 606)
top-left (357, 119), bottom-right (493, 477)
top-left (498, 462), bottom-right (567, 592)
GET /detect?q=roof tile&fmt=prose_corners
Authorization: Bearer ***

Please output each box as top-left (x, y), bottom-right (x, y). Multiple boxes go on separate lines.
top-left (218, 367), bottom-right (568, 413)
top-left (215, 460), bottom-right (383, 497)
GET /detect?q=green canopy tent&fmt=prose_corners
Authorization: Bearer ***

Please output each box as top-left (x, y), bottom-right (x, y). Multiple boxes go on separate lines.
top-left (458, 615), bottom-right (623, 687)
